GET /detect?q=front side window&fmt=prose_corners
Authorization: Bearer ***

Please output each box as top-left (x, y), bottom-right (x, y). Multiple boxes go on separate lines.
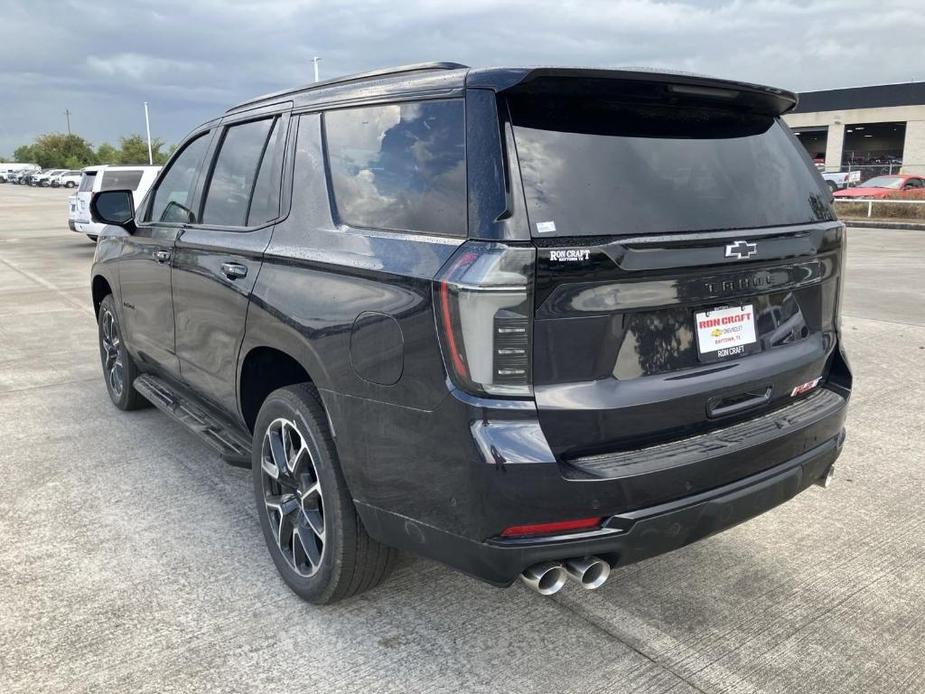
top-left (201, 118), bottom-right (276, 227)
top-left (99, 169), bottom-right (144, 192)
top-left (324, 99), bottom-right (467, 236)
top-left (146, 133), bottom-right (211, 224)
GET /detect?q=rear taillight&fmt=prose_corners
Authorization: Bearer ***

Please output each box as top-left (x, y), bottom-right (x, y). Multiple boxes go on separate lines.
top-left (434, 242), bottom-right (535, 398)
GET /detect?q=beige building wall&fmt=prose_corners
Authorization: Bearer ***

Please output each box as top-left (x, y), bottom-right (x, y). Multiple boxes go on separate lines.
top-left (902, 121), bottom-right (925, 172)
top-left (783, 104), bottom-right (925, 174)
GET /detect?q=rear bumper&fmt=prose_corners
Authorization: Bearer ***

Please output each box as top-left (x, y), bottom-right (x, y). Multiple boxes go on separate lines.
top-left (358, 427), bottom-right (845, 586)
top-left (334, 371), bottom-right (849, 585)
top-left (73, 221), bottom-right (102, 236)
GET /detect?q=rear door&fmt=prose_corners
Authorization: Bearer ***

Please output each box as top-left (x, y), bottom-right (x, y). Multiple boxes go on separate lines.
top-left (507, 91), bottom-right (844, 460)
top-left (171, 110), bottom-right (288, 417)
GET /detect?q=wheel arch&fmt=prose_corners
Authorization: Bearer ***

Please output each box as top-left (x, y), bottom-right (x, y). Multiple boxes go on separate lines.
top-left (91, 274), bottom-right (113, 317)
top-left (238, 345), bottom-right (319, 433)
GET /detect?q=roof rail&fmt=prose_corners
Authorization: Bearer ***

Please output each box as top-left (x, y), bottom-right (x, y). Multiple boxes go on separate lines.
top-left (226, 61), bottom-right (469, 113)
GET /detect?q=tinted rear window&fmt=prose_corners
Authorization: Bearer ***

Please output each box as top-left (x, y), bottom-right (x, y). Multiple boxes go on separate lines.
top-left (100, 170), bottom-right (144, 191)
top-left (510, 98), bottom-right (833, 237)
top-left (324, 99), bottom-right (467, 236)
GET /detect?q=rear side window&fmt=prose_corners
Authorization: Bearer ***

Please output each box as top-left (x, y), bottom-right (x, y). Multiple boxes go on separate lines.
top-left (147, 133), bottom-right (211, 224)
top-left (324, 99), bottom-right (466, 236)
top-left (99, 169), bottom-right (144, 192)
top-left (78, 172), bottom-right (96, 192)
top-left (510, 97), bottom-right (833, 237)
top-left (247, 118), bottom-right (284, 226)
top-left (201, 118), bottom-right (275, 227)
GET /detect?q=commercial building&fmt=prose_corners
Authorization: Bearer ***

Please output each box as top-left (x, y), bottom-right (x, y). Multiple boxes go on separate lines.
top-left (784, 82), bottom-right (925, 176)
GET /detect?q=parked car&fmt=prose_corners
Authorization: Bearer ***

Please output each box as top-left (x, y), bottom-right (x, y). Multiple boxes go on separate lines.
top-left (52, 170), bottom-right (82, 188)
top-left (40, 169), bottom-right (68, 186)
top-left (820, 170), bottom-right (861, 193)
top-left (73, 165), bottom-right (160, 241)
top-left (23, 169), bottom-right (47, 185)
top-left (29, 169), bottom-right (54, 185)
top-left (0, 162), bottom-right (40, 181)
top-left (832, 174), bottom-right (925, 199)
top-left (89, 63), bottom-right (851, 604)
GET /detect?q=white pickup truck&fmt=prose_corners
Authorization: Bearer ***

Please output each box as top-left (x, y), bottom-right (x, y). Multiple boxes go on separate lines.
top-left (819, 169), bottom-right (861, 192)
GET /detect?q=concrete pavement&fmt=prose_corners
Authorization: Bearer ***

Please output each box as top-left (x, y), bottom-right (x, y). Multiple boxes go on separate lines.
top-left (0, 184), bottom-right (923, 693)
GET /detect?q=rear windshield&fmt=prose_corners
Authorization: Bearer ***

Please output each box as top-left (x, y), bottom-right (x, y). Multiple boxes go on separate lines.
top-left (78, 172), bottom-right (96, 192)
top-left (99, 169), bottom-right (144, 191)
top-left (509, 97), bottom-right (833, 237)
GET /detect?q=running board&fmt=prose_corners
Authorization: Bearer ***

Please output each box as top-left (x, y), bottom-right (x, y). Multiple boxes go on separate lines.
top-left (133, 374), bottom-right (252, 468)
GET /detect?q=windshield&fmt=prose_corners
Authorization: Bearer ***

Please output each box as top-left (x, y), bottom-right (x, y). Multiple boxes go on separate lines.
top-left (859, 176), bottom-right (903, 189)
top-left (510, 96), bottom-right (833, 236)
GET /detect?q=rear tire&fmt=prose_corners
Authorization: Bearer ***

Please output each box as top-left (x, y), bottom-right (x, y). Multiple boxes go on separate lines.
top-left (97, 295), bottom-right (148, 410)
top-left (252, 384), bottom-right (395, 604)
top-left (827, 180), bottom-right (838, 193)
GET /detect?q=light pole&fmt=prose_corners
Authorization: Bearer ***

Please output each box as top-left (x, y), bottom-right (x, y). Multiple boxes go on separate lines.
top-left (313, 56), bottom-right (321, 83)
top-left (144, 102), bottom-right (153, 165)
top-left (65, 109), bottom-right (72, 135)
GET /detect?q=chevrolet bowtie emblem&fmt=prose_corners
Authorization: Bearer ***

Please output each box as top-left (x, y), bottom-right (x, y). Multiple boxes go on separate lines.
top-left (725, 240), bottom-right (757, 260)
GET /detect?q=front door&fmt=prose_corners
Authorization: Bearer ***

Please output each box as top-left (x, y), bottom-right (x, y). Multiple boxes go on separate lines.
top-left (120, 130), bottom-right (213, 375)
top-left (171, 113), bottom-right (287, 417)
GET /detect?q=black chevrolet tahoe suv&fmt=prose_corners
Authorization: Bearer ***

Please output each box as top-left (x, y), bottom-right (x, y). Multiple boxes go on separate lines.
top-left (90, 62), bottom-right (851, 603)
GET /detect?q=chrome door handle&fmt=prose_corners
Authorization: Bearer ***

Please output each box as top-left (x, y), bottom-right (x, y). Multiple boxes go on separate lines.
top-left (154, 250), bottom-right (171, 263)
top-left (221, 262), bottom-right (248, 280)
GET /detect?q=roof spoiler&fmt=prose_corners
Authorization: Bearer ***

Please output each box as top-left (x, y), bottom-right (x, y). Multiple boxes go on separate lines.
top-left (469, 67), bottom-right (798, 116)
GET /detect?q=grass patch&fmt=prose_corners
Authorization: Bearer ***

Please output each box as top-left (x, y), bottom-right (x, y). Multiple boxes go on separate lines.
top-left (835, 191), bottom-right (925, 220)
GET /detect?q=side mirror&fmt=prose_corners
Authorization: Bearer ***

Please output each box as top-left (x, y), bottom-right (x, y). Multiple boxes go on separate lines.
top-left (90, 189), bottom-right (136, 232)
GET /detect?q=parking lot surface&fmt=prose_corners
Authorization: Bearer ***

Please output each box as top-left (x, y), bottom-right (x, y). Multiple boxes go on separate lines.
top-left (1, 184), bottom-right (923, 693)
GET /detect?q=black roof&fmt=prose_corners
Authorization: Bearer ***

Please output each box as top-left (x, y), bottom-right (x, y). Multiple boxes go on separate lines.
top-left (225, 62), bottom-right (797, 116)
top-left (794, 82), bottom-right (925, 113)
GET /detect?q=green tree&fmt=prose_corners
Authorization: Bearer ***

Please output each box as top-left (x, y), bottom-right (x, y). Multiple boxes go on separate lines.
top-left (14, 144), bottom-right (39, 164)
top-left (156, 143), bottom-right (176, 166)
top-left (117, 134), bottom-right (166, 165)
top-left (14, 133), bottom-right (96, 168)
top-left (96, 142), bottom-right (119, 164)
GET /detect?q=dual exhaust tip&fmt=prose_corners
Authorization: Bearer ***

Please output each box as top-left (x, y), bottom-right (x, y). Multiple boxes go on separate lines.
top-left (520, 556), bottom-right (610, 596)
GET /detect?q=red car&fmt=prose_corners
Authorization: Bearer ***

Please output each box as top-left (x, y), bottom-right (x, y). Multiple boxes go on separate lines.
top-left (833, 174), bottom-right (925, 199)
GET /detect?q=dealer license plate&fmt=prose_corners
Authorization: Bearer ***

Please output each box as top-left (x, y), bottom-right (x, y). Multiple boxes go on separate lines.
top-left (695, 305), bottom-right (758, 362)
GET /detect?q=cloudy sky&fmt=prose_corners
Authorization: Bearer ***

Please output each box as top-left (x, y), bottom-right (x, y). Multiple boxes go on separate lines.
top-left (2, 0), bottom-right (924, 156)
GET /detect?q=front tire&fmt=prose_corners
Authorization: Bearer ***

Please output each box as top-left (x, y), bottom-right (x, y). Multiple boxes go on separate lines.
top-left (97, 295), bottom-right (148, 410)
top-left (252, 384), bottom-right (395, 604)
